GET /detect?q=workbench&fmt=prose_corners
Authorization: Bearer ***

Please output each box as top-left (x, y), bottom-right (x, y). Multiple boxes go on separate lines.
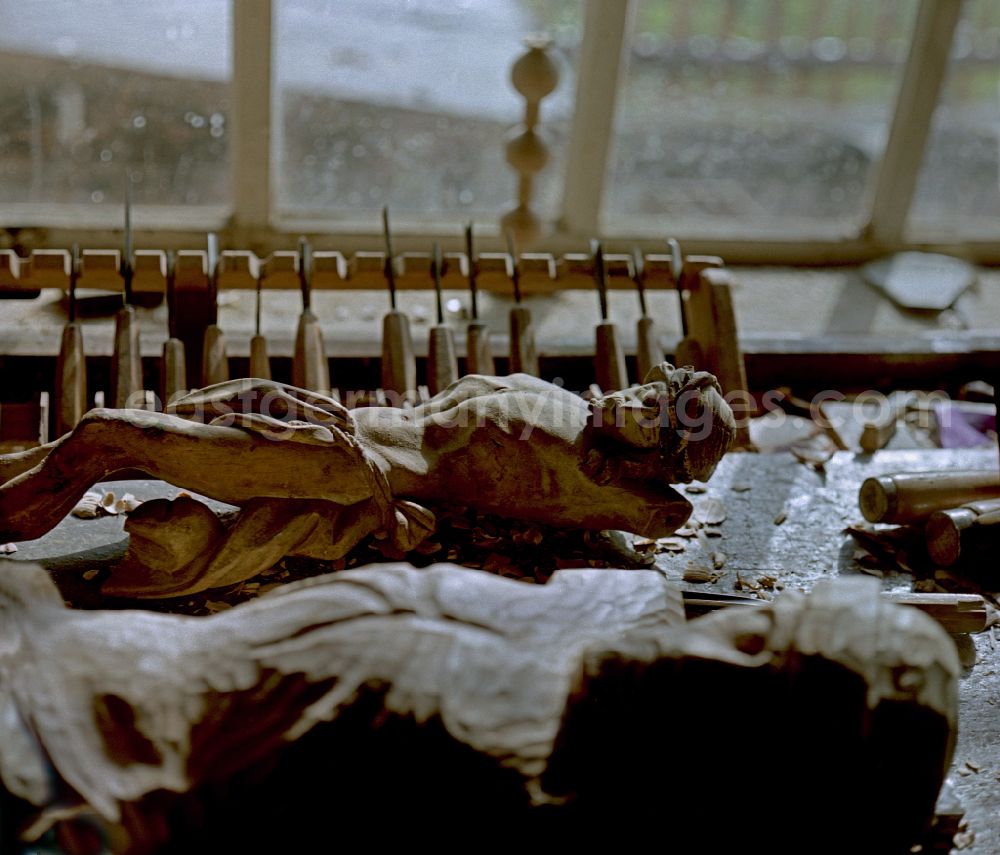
top-left (3, 446), bottom-right (998, 848)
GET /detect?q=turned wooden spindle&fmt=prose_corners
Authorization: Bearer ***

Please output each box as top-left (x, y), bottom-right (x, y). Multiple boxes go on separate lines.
top-left (249, 260), bottom-right (271, 380)
top-left (500, 36), bottom-right (559, 248)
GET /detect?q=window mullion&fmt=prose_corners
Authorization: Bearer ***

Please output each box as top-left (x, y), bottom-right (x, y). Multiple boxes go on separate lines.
top-left (558, 0), bottom-right (633, 238)
top-left (864, 0), bottom-right (963, 248)
top-left (232, 0), bottom-right (273, 232)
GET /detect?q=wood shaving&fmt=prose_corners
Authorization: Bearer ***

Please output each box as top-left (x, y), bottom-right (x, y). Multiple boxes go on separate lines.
top-left (0, 543), bottom-right (17, 555)
top-left (685, 484), bottom-right (707, 494)
top-left (673, 526), bottom-right (699, 538)
top-left (695, 499), bottom-right (727, 525)
top-left (656, 537), bottom-right (687, 553)
top-left (953, 829), bottom-right (975, 849)
top-left (734, 574), bottom-right (760, 592)
top-left (205, 601), bottom-right (233, 613)
top-left (756, 574), bottom-right (780, 590)
top-left (72, 492), bottom-right (104, 519)
top-left (731, 483), bottom-right (752, 493)
top-left (773, 510), bottom-right (787, 525)
top-left (703, 527), bottom-right (723, 538)
top-left (683, 563), bottom-right (720, 584)
top-left (711, 551), bottom-right (727, 570)
top-left (71, 490), bottom-right (142, 519)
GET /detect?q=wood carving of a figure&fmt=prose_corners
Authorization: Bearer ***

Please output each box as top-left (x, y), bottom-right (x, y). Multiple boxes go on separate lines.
top-left (0, 364), bottom-right (735, 597)
top-left (0, 564), bottom-right (958, 853)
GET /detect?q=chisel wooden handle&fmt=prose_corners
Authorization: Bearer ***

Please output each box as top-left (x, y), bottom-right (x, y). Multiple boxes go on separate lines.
top-left (161, 338), bottom-right (187, 406)
top-left (428, 325), bottom-right (459, 395)
top-left (860, 471), bottom-right (1000, 524)
top-left (201, 324), bottom-right (229, 387)
top-left (381, 309), bottom-right (416, 398)
top-left (509, 306), bottom-right (538, 376)
top-left (249, 335), bottom-right (271, 380)
top-left (56, 322), bottom-right (87, 435)
top-left (635, 315), bottom-right (665, 383)
top-left (293, 311), bottom-right (330, 395)
top-left (111, 305), bottom-right (143, 408)
top-left (595, 321), bottom-right (628, 393)
top-left (926, 498), bottom-right (1000, 567)
top-left (466, 322), bottom-right (495, 376)
top-left (674, 335), bottom-right (705, 370)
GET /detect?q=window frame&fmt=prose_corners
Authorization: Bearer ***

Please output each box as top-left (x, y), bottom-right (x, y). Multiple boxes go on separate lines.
top-left (3, 0), bottom-right (990, 265)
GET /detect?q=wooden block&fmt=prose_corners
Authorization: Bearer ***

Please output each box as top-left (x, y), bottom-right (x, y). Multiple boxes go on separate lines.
top-left (509, 306), bottom-right (538, 375)
top-left (428, 326), bottom-right (459, 395)
top-left (56, 323), bottom-right (87, 436)
top-left (381, 309), bottom-right (416, 397)
top-left (594, 321), bottom-right (628, 392)
top-left (466, 322), bottom-right (495, 376)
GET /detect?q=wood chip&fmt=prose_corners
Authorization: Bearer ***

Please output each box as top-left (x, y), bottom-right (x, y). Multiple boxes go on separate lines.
top-left (703, 527), bottom-right (723, 538)
top-left (695, 499), bottom-right (727, 525)
top-left (0, 543), bottom-right (17, 555)
top-left (205, 600), bottom-right (233, 613)
top-left (656, 537), bottom-right (687, 553)
top-left (965, 760), bottom-right (980, 773)
top-left (734, 574), bottom-right (761, 592)
top-left (72, 492), bottom-right (104, 519)
top-left (756, 574), bottom-right (779, 590)
top-left (773, 510), bottom-right (787, 525)
top-left (711, 551), bottom-right (727, 570)
top-left (673, 526), bottom-right (698, 539)
top-left (683, 563), bottom-right (720, 584)
top-left (685, 484), bottom-right (707, 494)
top-left (730, 483), bottom-right (752, 493)
top-left (82, 568), bottom-right (99, 581)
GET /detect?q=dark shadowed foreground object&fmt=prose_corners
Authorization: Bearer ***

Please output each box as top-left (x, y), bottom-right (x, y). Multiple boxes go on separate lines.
top-left (0, 564), bottom-right (956, 854)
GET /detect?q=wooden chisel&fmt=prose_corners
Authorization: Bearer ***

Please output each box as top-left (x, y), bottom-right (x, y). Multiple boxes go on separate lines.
top-left (681, 589), bottom-right (988, 635)
top-left (670, 238), bottom-right (704, 369)
top-left (161, 250), bottom-right (188, 406)
top-left (464, 222), bottom-right (494, 376)
top-left (427, 242), bottom-right (458, 395)
top-left (55, 243), bottom-right (86, 435)
top-left (380, 208), bottom-right (416, 401)
top-left (110, 184), bottom-right (143, 408)
top-left (200, 232), bottom-right (229, 387)
top-left (926, 498), bottom-right (1000, 567)
top-left (591, 239), bottom-right (628, 393)
top-left (292, 236), bottom-right (331, 396)
top-left (248, 256), bottom-right (271, 379)
top-left (860, 471), bottom-right (1000, 525)
top-left (506, 230), bottom-right (538, 376)
top-left (632, 246), bottom-right (665, 382)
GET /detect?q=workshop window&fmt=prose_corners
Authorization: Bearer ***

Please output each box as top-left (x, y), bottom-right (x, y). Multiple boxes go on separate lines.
top-left (908, 0), bottom-right (1000, 237)
top-left (274, 0), bottom-right (579, 222)
top-left (0, 0), bottom-right (991, 261)
top-left (605, 0), bottom-right (918, 238)
top-left (0, 0), bottom-right (232, 213)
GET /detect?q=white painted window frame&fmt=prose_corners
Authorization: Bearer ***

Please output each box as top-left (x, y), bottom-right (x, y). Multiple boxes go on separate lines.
top-left (3, 0), bottom-right (985, 265)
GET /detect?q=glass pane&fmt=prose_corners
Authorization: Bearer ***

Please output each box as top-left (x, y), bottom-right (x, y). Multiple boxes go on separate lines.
top-left (908, 0), bottom-right (1000, 235)
top-left (606, 0), bottom-right (918, 237)
top-left (0, 0), bottom-right (231, 207)
top-left (275, 0), bottom-right (579, 222)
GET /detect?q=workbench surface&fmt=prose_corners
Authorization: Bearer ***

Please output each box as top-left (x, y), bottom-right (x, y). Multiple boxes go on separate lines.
top-left (4, 447), bottom-right (998, 848)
